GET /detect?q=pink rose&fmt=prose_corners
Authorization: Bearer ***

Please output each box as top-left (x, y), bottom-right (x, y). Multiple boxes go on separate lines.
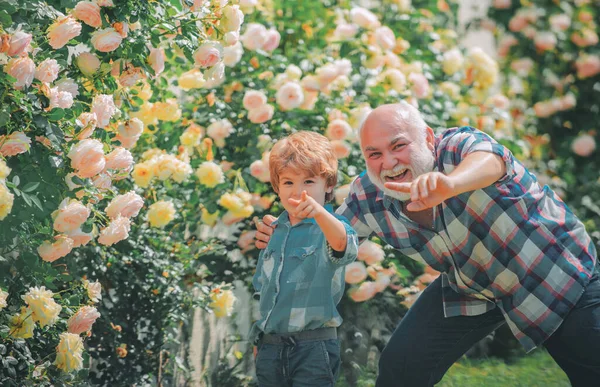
top-left (37, 236), bottom-right (74, 262)
top-left (374, 26), bottom-right (395, 50)
top-left (98, 216), bottom-right (131, 246)
top-left (275, 82), bottom-right (304, 110)
top-left (326, 119), bottom-right (352, 141)
top-left (533, 100), bottom-right (560, 118)
top-left (237, 230), bottom-right (256, 252)
top-left (148, 48), bottom-right (165, 76)
top-left (334, 23), bottom-right (358, 40)
top-left (105, 147), bottom-right (133, 170)
top-left (0, 131), bottom-right (31, 157)
top-left (575, 55), bottom-right (600, 79)
top-left (345, 262), bottom-right (368, 284)
top-left (559, 93), bottom-right (576, 110)
top-left (358, 240), bottom-right (385, 266)
top-left (48, 15), bottom-right (82, 49)
top-left (223, 41), bottom-right (244, 67)
top-left (91, 28), bottom-right (123, 52)
top-left (118, 64), bottom-right (143, 87)
top-left (248, 104), bottom-right (274, 124)
top-left (508, 15), bottom-right (527, 32)
top-left (243, 90), bottom-right (267, 110)
top-left (349, 281), bottom-right (377, 302)
top-left (534, 32), bottom-right (556, 52)
top-left (300, 75), bottom-right (321, 92)
top-left (223, 31), bottom-right (239, 46)
top-left (114, 118), bottom-right (144, 148)
top-left (374, 273), bottom-right (391, 293)
top-left (68, 139), bottom-right (106, 178)
top-left (330, 140), bottom-right (351, 159)
top-left (571, 29), bottom-right (599, 48)
top-left (105, 191), bottom-right (144, 219)
top-left (350, 7), bottom-right (380, 29)
top-left (549, 14), bottom-right (571, 32)
top-left (493, 0), bottom-right (511, 8)
top-left (206, 119), bottom-right (234, 147)
top-left (497, 35), bottom-right (517, 57)
top-left (92, 172), bottom-right (112, 190)
top-left (488, 94), bottom-right (510, 110)
top-left (194, 42), bottom-right (222, 68)
top-left (408, 73), bottom-right (430, 99)
top-left (66, 228), bottom-right (94, 247)
top-left (571, 134), bottom-right (596, 157)
top-left (76, 52), bottom-right (101, 76)
top-left (53, 199), bottom-right (90, 233)
top-left (4, 56), bottom-right (35, 89)
top-left (240, 23), bottom-right (267, 51)
top-left (249, 159), bottom-right (270, 182)
top-left (67, 306), bottom-right (101, 334)
top-left (511, 58), bottom-right (534, 76)
top-left (7, 31), bottom-right (32, 56)
top-left (261, 29), bottom-right (281, 51)
top-left (73, 1), bottom-right (102, 28)
top-left (55, 78), bottom-right (79, 98)
top-left (91, 94), bottom-right (117, 128)
top-left (48, 88), bottom-right (74, 110)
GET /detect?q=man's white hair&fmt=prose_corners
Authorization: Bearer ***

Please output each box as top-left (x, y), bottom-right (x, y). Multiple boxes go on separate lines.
top-left (357, 101), bottom-right (428, 146)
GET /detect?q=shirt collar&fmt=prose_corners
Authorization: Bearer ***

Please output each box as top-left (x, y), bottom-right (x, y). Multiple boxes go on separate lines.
top-left (272, 203), bottom-right (334, 226)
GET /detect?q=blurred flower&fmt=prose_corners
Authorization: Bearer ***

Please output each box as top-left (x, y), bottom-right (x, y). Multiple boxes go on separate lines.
top-left (330, 140), bottom-right (351, 159)
top-left (240, 23), bottom-right (267, 50)
top-left (223, 41), bottom-right (244, 67)
top-left (91, 94), bottom-right (118, 128)
top-left (0, 131), bottom-right (31, 157)
top-left (0, 288), bottom-right (7, 310)
top-left (196, 161), bottom-right (225, 187)
top-left (194, 42), bottom-right (222, 68)
top-left (148, 47), bottom-right (165, 76)
top-left (7, 31), bottom-right (32, 56)
top-left (76, 52), bottom-right (101, 76)
top-left (442, 48), bottom-right (464, 75)
top-left (178, 69), bottom-right (206, 89)
top-left (250, 159), bottom-right (270, 182)
top-left (201, 208), bottom-right (219, 226)
top-left (276, 82), bottom-right (304, 110)
top-left (350, 7), bottom-right (380, 29)
top-left (243, 90), bottom-right (267, 110)
top-left (132, 162), bottom-right (154, 187)
top-left (345, 261), bottom-right (368, 284)
top-left (207, 119), bottom-right (234, 147)
top-left (262, 29), bottom-right (281, 51)
top-left (326, 119), bottom-right (352, 141)
top-left (209, 288), bottom-right (236, 317)
top-left (348, 281), bottom-right (377, 302)
top-left (0, 182), bottom-right (14, 220)
top-left (575, 55), bottom-right (600, 79)
top-left (147, 200), bottom-right (176, 228)
top-left (358, 240), bottom-right (385, 265)
top-left (571, 134), bottom-right (596, 157)
top-left (68, 139), bottom-right (106, 178)
top-left (106, 191), bottom-right (144, 219)
top-left (248, 104), bottom-right (275, 124)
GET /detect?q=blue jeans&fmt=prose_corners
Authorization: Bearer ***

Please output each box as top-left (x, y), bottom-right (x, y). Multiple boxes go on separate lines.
top-left (255, 338), bottom-right (341, 387)
top-left (376, 274), bottom-right (600, 387)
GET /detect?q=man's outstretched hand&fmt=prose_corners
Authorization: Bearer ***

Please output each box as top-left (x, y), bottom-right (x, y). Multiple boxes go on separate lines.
top-left (384, 172), bottom-right (455, 212)
top-left (254, 214), bottom-right (277, 249)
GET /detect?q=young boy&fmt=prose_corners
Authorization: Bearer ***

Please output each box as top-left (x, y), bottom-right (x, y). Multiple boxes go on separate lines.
top-left (250, 131), bottom-right (358, 387)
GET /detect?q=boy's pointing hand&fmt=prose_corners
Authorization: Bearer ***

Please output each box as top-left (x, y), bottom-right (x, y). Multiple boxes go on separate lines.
top-left (288, 191), bottom-right (324, 219)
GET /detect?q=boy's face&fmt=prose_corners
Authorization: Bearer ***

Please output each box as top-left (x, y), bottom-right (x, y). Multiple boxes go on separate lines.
top-left (277, 168), bottom-right (332, 217)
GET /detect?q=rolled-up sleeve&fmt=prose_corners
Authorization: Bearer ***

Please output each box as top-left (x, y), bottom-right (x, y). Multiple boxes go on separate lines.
top-left (327, 214), bottom-right (359, 266)
top-left (439, 127), bottom-right (516, 184)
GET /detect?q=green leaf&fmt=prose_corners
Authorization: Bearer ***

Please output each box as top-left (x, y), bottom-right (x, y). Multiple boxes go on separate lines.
top-left (12, 175), bottom-right (20, 187)
top-left (0, 10), bottom-right (12, 26)
top-left (21, 192), bottom-right (32, 206)
top-left (0, 106), bottom-right (10, 128)
top-left (49, 155), bottom-right (64, 168)
top-left (30, 195), bottom-right (44, 211)
top-left (47, 108), bottom-right (65, 121)
top-left (21, 182), bottom-right (40, 193)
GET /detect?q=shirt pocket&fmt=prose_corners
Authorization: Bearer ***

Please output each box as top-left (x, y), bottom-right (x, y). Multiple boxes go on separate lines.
top-left (289, 245), bottom-right (320, 261)
top-left (287, 246), bottom-right (321, 285)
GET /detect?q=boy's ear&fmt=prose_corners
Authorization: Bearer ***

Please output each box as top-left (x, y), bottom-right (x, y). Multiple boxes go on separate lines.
top-left (326, 186), bottom-right (334, 193)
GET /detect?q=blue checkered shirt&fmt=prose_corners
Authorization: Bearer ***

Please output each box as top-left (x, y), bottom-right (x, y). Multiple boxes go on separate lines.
top-left (337, 126), bottom-right (597, 351)
top-left (250, 206), bottom-right (358, 344)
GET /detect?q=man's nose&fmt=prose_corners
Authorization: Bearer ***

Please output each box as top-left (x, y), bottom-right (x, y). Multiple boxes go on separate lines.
top-left (382, 152), bottom-right (397, 170)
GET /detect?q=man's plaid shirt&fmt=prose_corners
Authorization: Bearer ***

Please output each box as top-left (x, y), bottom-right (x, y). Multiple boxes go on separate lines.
top-left (337, 126), bottom-right (597, 351)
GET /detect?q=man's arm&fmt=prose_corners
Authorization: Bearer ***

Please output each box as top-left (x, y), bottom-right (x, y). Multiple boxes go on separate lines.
top-left (385, 151), bottom-right (506, 212)
top-left (254, 215), bottom-right (276, 249)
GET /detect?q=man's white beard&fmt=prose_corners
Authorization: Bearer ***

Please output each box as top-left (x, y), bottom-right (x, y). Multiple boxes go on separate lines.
top-left (367, 144), bottom-right (435, 202)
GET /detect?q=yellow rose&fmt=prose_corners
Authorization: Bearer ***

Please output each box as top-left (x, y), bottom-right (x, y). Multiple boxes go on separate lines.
top-left (0, 183), bottom-right (15, 220)
top-left (209, 288), bottom-right (236, 318)
top-left (178, 69), bottom-right (206, 90)
top-left (132, 162), bottom-right (154, 188)
top-left (180, 131), bottom-right (201, 148)
top-left (55, 332), bottom-right (84, 372)
top-left (129, 102), bottom-right (158, 127)
top-left (147, 200), bottom-right (175, 228)
top-left (152, 99), bottom-right (181, 122)
top-left (9, 307), bottom-right (35, 339)
top-left (21, 286), bottom-right (62, 327)
top-left (130, 79), bottom-right (152, 102)
top-left (195, 161), bottom-right (225, 188)
top-left (0, 288), bottom-right (7, 310)
top-left (83, 279), bottom-right (102, 303)
top-left (201, 208), bottom-right (220, 227)
top-left (231, 204), bottom-right (254, 219)
top-left (0, 159), bottom-right (11, 179)
top-left (218, 192), bottom-right (245, 212)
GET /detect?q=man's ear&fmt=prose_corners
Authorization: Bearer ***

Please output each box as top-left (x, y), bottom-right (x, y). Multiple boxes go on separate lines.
top-left (425, 126), bottom-right (435, 151)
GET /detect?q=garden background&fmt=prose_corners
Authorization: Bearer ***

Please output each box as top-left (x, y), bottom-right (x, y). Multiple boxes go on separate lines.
top-left (0, 0), bottom-right (598, 385)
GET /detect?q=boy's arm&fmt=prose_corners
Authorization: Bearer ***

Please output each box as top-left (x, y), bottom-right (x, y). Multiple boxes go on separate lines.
top-left (289, 192), bottom-right (358, 264)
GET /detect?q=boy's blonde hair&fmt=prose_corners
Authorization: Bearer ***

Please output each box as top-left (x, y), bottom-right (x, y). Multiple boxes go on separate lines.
top-left (269, 131), bottom-right (338, 202)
